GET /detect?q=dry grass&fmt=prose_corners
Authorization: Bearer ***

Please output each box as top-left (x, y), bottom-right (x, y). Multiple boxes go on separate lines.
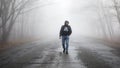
top-left (0, 37), bottom-right (42, 51)
top-left (101, 38), bottom-right (120, 48)
top-left (84, 36), bottom-right (120, 48)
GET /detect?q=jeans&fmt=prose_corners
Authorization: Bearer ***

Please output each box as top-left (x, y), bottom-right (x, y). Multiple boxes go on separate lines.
top-left (62, 36), bottom-right (69, 51)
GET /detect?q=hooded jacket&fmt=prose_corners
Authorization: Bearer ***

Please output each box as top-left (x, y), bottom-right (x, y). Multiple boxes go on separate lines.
top-left (59, 25), bottom-right (72, 36)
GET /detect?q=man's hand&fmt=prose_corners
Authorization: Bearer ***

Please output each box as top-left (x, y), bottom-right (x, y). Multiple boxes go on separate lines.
top-left (59, 36), bottom-right (61, 39)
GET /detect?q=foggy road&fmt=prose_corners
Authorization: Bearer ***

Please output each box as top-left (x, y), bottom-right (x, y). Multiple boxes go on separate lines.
top-left (1, 0), bottom-right (120, 68)
top-left (0, 37), bottom-right (120, 68)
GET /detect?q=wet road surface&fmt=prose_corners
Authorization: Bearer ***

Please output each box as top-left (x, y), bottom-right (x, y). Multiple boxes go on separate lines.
top-left (0, 37), bottom-right (120, 68)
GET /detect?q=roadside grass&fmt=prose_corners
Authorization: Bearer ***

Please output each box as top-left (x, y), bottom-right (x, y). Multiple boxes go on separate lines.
top-left (0, 37), bottom-right (42, 52)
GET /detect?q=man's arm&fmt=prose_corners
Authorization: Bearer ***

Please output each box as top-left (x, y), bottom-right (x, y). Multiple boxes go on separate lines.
top-left (59, 25), bottom-right (63, 39)
top-left (69, 26), bottom-right (72, 36)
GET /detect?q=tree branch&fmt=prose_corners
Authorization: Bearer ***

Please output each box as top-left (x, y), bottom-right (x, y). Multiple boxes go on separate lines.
top-left (20, 1), bottom-right (55, 14)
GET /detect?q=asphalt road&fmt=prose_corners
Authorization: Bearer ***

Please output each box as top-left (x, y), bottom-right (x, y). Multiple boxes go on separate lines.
top-left (0, 37), bottom-right (120, 68)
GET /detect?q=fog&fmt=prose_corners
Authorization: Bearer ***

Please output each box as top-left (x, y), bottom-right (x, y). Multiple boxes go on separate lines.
top-left (1, 0), bottom-right (120, 43)
top-left (30, 0), bottom-right (99, 38)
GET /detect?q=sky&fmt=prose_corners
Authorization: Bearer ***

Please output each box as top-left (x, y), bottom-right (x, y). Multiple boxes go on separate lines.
top-left (24, 0), bottom-right (102, 38)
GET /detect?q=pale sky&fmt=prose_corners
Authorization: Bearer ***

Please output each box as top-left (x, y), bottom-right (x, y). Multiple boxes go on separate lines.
top-left (26, 0), bottom-right (103, 38)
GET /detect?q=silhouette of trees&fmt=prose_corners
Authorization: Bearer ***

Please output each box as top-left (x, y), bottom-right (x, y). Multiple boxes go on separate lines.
top-left (113, 0), bottom-right (120, 24)
top-left (96, 0), bottom-right (120, 40)
top-left (0, 0), bottom-right (39, 43)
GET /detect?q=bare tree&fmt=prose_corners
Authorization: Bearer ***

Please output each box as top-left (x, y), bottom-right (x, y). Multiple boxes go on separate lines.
top-left (0, 0), bottom-right (39, 44)
top-left (113, 0), bottom-right (120, 24)
top-left (94, 0), bottom-right (114, 39)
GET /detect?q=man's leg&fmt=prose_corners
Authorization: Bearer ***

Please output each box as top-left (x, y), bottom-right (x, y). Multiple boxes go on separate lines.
top-left (66, 36), bottom-right (69, 54)
top-left (62, 36), bottom-right (65, 53)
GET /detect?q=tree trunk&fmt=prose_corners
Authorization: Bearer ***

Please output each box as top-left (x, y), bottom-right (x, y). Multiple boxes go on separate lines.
top-left (114, 0), bottom-right (120, 24)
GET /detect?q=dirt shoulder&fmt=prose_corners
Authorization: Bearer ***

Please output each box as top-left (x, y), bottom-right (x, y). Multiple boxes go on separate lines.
top-left (0, 38), bottom-right (42, 53)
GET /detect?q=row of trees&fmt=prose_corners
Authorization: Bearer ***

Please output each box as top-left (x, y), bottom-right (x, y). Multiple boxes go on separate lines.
top-left (0, 0), bottom-right (120, 44)
top-left (113, 0), bottom-right (120, 24)
top-left (93, 0), bottom-right (120, 40)
top-left (0, 0), bottom-right (54, 44)
top-left (0, 0), bottom-right (37, 44)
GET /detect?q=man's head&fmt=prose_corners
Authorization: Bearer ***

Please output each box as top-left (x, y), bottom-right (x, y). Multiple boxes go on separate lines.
top-left (64, 20), bottom-right (69, 26)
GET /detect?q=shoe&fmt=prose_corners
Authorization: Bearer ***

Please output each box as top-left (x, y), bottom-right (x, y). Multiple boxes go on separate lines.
top-left (66, 51), bottom-right (68, 54)
top-left (63, 49), bottom-right (65, 53)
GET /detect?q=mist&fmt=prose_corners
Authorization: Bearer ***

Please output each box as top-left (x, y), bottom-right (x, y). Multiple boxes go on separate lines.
top-left (0, 0), bottom-right (120, 43)
top-left (22, 0), bottom-right (100, 38)
top-left (1, 0), bottom-right (120, 68)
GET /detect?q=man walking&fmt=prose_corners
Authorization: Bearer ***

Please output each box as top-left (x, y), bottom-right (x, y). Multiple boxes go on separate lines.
top-left (59, 20), bottom-right (72, 54)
